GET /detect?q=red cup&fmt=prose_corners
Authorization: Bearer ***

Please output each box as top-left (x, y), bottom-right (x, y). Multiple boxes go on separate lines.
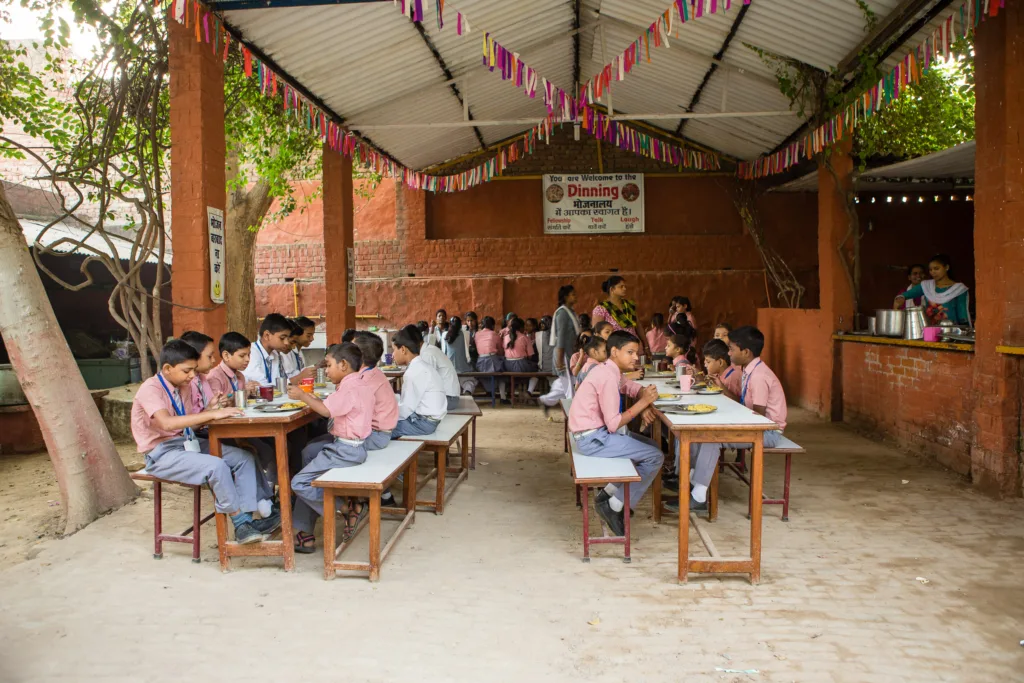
top-left (300, 377), bottom-right (314, 393)
top-left (259, 385), bottom-right (274, 401)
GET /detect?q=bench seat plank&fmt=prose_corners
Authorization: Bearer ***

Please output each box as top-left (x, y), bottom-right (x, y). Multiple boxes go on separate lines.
top-left (571, 453), bottom-right (641, 484)
top-left (313, 441), bottom-right (423, 490)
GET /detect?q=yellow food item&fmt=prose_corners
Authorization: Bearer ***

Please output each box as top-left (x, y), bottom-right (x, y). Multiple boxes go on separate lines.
top-left (279, 402), bottom-right (306, 410)
top-left (273, 390), bottom-right (282, 397)
top-left (684, 404), bottom-right (716, 414)
top-left (703, 386), bottom-right (724, 393)
top-left (658, 393), bottom-right (678, 399)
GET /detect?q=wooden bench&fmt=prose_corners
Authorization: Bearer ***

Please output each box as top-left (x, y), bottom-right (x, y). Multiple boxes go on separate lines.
top-left (448, 395), bottom-right (482, 469)
top-left (398, 413), bottom-right (473, 515)
top-left (312, 441), bottom-right (422, 581)
top-left (505, 371), bottom-right (555, 408)
top-left (568, 432), bottom-right (641, 563)
top-left (130, 468), bottom-right (215, 563)
top-left (712, 435), bottom-right (806, 522)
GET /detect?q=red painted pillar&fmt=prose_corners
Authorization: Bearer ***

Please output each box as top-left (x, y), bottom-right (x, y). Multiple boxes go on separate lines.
top-left (971, 5), bottom-right (1024, 496)
top-left (816, 138), bottom-right (857, 420)
top-left (323, 145), bottom-right (355, 342)
top-left (168, 15), bottom-right (227, 338)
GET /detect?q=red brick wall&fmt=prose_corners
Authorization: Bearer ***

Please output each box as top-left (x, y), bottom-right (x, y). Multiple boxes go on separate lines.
top-left (757, 308), bottom-right (831, 415)
top-left (841, 341), bottom-right (974, 475)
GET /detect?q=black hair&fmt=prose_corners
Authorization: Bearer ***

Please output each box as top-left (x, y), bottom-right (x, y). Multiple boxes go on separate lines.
top-left (482, 316), bottom-right (496, 331)
top-left (506, 316), bottom-right (524, 349)
top-left (525, 317), bottom-right (539, 331)
top-left (294, 316), bottom-right (316, 331)
top-left (671, 296), bottom-right (692, 312)
top-left (557, 284), bottom-right (575, 306)
top-left (574, 330), bottom-right (593, 353)
top-left (650, 312), bottom-right (665, 328)
top-left (260, 313), bottom-right (292, 336)
top-left (669, 333), bottom-right (692, 351)
top-left (352, 332), bottom-right (383, 368)
top-left (464, 311), bottom-right (478, 321)
top-left (602, 275), bottom-right (625, 295)
top-left (219, 331), bottom-right (251, 356)
top-left (669, 328), bottom-right (698, 365)
top-left (606, 330), bottom-right (639, 352)
top-left (539, 315), bottom-right (552, 332)
top-left (341, 328), bottom-right (357, 344)
top-left (161, 339), bottom-right (200, 367)
top-left (179, 331), bottom-right (214, 356)
top-left (715, 322), bottom-right (732, 333)
top-left (703, 338), bottom-right (730, 363)
top-left (287, 319), bottom-right (304, 336)
top-left (578, 313), bottom-right (592, 331)
top-left (906, 264), bottom-right (927, 276)
top-left (584, 335), bottom-right (607, 356)
top-left (416, 321), bottom-right (430, 333)
top-left (434, 309), bottom-right (449, 331)
top-left (929, 253), bottom-right (953, 276)
top-left (667, 319), bottom-right (696, 339)
top-left (394, 325), bottom-right (423, 355)
top-left (593, 320), bottom-right (613, 337)
top-left (326, 342), bottom-right (362, 370)
top-left (729, 325), bottom-right (765, 358)
top-left (445, 316), bottom-right (463, 345)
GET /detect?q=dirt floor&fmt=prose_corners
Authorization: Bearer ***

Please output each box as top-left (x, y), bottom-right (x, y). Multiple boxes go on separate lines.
top-left (0, 406), bottom-right (1022, 682)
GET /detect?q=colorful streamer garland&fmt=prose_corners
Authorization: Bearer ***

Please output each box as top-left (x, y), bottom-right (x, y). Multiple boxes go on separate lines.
top-left (738, 0), bottom-right (1006, 180)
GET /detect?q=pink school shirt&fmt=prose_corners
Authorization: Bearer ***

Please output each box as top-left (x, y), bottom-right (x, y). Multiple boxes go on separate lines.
top-left (131, 375), bottom-right (187, 454)
top-left (206, 362), bottom-right (243, 398)
top-left (474, 329), bottom-right (501, 356)
top-left (188, 374), bottom-right (216, 415)
top-left (323, 372), bottom-right (374, 441)
top-left (359, 367), bottom-right (399, 432)
top-left (742, 359), bottom-right (788, 431)
top-left (504, 332), bottom-right (532, 360)
top-left (721, 365), bottom-right (742, 395)
top-left (646, 328), bottom-right (667, 354)
top-left (568, 361), bottom-right (626, 433)
top-left (673, 355), bottom-right (692, 369)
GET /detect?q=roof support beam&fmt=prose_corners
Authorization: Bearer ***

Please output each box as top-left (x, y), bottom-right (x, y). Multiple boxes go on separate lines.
top-left (349, 111), bottom-right (798, 130)
top-left (409, 21), bottom-right (487, 149)
top-left (208, 0), bottom-right (389, 11)
top-left (674, 2), bottom-right (751, 136)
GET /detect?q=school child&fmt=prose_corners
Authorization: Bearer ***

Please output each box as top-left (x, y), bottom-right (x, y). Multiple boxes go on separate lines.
top-left (665, 333), bottom-right (696, 374)
top-left (702, 338), bottom-right (740, 396)
top-left (281, 316), bottom-right (316, 381)
top-left (206, 332), bottom-right (260, 400)
top-left (473, 316), bottom-right (505, 401)
top-left (288, 342), bottom-right (374, 552)
top-left (645, 313), bottom-right (668, 354)
top-left (418, 326), bottom-right (462, 410)
top-left (669, 296), bottom-right (697, 331)
top-left (524, 317), bottom-right (544, 396)
top-left (132, 340), bottom-right (277, 544)
top-left (178, 331), bottom-right (227, 417)
top-left (569, 330), bottom-right (594, 379)
top-left (567, 331), bottom-right (663, 535)
top-left (503, 317), bottom-right (538, 402)
top-left (593, 320), bottom-right (614, 340)
top-left (578, 313), bottom-right (592, 332)
top-left (427, 309), bottom-right (448, 347)
top-left (416, 320), bottom-right (430, 342)
top-left (243, 313), bottom-right (293, 387)
top-left (463, 311), bottom-right (480, 365)
top-left (534, 316), bottom-right (555, 396)
top-left (573, 335), bottom-right (607, 389)
top-left (391, 325), bottom-right (447, 438)
top-left (442, 315), bottom-right (478, 396)
top-left (713, 322), bottom-right (732, 341)
top-left (684, 326), bottom-right (788, 512)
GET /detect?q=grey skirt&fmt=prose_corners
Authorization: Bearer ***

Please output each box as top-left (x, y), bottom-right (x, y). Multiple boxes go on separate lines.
top-left (476, 355), bottom-right (505, 373)
top-left (504, 358), bottom-right (538, 373)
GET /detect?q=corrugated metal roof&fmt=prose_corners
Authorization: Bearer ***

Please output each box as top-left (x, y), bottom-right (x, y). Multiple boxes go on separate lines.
top-left (220, 0), bottom-right (961, 170)
top-left (20, 219), bottom-right (173, 264)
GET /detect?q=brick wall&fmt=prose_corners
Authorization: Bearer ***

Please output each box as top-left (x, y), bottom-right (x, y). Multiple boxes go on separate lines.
top-left (841, 342), bottom-right (975, 475)
top-left (757, 308), bottom-right (831, 415)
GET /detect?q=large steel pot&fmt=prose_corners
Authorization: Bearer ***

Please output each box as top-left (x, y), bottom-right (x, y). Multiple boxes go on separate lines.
top-left (0, 364), bottom-right (27, 406)
top-left (875, 309), bottom-right (906, 337)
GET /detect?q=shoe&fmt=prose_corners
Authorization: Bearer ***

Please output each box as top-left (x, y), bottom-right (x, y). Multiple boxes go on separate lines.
top-left (542, 404), bottom-right (551, 418)
top-left (662, 477), bottom-right (679, 494)
top-left (595, 497), bottom-right (625, 537)
top-left (499, 399), bottom-right (511, 405)
top-left (381, 494), bottom-right (398, 508)
top-left (663, 500), bottom-right (679, 513)
top-left (689, 497), bottom-right (708, 512)
top-left (252, 510), bottom-right (281, 535)
top-left (234, 521), bottom-right (266, 545)
top-left (596, 489), bottom-right (610, 506)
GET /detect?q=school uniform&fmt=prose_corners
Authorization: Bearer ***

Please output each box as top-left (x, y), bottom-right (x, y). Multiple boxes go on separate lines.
top-left (574, 357), bottom-right (600, 389)
top-left (646, 328), bottom-right (668, 354)
top-left (442, 329), bottom-right (478, 395)
top-left (720, 364), bottom-right (742, 396)
top-left (419, 343), bottom-right (462, 410)
top-left (567, 361), bottom-right (664, 509)
top-left (206, 362), bottom-right (244, 399)
top-left (391, 355), bottom-right (447, 439)
top-left (503, 332), bottom-right (538, 373)
top-left (279, 348), bottom-right (306, 379)
top-left (686, 359), bottom-right (787, 487)
top-left (539, 306), bottom-right (581, 407)
top-left (473, 328), bottom-right (504, 398)
top-left (132, 374), bottom-right (260, 514)
top-left (244, 341), bottom-right (309, 480)
top-left (290, 372), bottom-right (374, 534)
top-left (243, 340), bottom-right (285, 386)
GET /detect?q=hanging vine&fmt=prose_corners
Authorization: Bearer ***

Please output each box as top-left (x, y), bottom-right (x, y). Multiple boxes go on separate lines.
top-left (732, 180), bottom-right (805, 309)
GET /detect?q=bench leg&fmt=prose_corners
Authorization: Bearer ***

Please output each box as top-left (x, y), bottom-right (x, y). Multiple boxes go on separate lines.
top-left (471, 416), bottom-right (477, 469)
top-left (153, 481), bottom-right (163, 559)
top-left (435, 447), bottom-right (447, 515)
top-left (323, 488), bottom-right (336, 581)
top-left (368, 494), bottom-right (381, 582)
top-left (191, 484), bottom-right (202, 563)
top-left (403, 460), bottom-right (416, 521)
top-left (623, 482), bottom-right (631, 563)
top-left (510, 376), bottom-right (516, 408)
top-left (708, 461), bottom-right (720, 522)
top-left (575, 483), bottom-right (582, 509)
top-left (782, 453), bottom-right (792, 522)
top-left (581, 485), bottom-right (590, 562)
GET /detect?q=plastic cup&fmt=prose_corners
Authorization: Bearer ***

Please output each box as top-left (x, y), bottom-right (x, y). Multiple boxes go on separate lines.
top-left (300, 378), bottom-right (314, 393)
top-left (679, 375), bottom-right (694, 394)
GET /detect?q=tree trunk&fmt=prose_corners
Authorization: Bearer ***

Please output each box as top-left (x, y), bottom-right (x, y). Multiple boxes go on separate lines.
top-left (0, 184), bottom-right (137, 534)
top-left (226, 151), bottom-right (274, 339)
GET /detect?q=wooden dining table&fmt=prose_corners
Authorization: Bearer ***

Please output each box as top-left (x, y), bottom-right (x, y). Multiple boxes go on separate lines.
top-left (646, 379), bottom-right (778, 584)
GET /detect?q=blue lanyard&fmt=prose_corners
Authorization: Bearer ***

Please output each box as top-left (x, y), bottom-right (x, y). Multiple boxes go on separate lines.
top-left (255, 342), bottom-right (273, 383)
top-left (157, 374), bottom-right (194, 440)
top-left (294, 349), bottom-right (304, 370)
top-left (740, 360), bottom-right (761, 406)
top-left (225, 366), bottom-right (238, 393)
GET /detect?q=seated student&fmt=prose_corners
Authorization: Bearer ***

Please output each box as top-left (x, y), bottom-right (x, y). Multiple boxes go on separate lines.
top-left (243, 313), bottom-right (293, 387)
top-left (713, 322), bottom-right (732, 341)
top-left (287, 342), bottom-right (373, 552)
top-left (416, 320), bottom-right (430, 343)
top-left (666, 333), bottom-right (697, 375)
top-left (178, 331), bottom-right (228, 418)
top-left (569, 330), bottom-right (594, 380)
top-left (417, 325), bottom-right (462, 410)
top-left (473, 316), bottom-right (505, 401)
top-left (702, 338), bottom-right (740, 396)
top-left (281, 316), bottom-right (317, 382)
top-left (646, 313), bottom-right (668, 354)
top-left (391, 325), bottom-right (447, 438)
top-left (442, 315), bottom-right (478, 397)
top-left (463, 312), bottom-right (480, 366)
top-left (592, 320), bottom-right (613, 340)
top-left (503, 317), bottom-right (539, 402)
top-left (684, 326), bottom-right (787, 512)
top-left (206, 332), bottom-right (261, 400)
top-left (573, 335), bottom-right (607, 389)
top-left (567, 331), bottom-right (663, 535)
top-left (132, 340), bottom-right (278, 545)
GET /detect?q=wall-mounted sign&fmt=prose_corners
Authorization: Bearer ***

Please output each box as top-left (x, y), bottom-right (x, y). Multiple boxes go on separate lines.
top-left (542, 173), bottom-right (644, 235)
top-left (207, 207), bottom-right (225, 304)
top-left (346, 247), bottom-right (356, 306)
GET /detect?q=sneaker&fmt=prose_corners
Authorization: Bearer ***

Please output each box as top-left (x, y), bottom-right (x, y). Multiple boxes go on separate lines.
top-left (595, 489), bottom-right (610, 506)
top-left (689, 496), bottom-right (708, 512)
top-left (662, 477), bottom-right (679, 494)
top-left (252, 510), bottom-right (281, 535)
top-left (595, 497), bottom-right (625, 537)
top-left (542, 404), bottom-right (551, 418)
top-left (234, 521), bottom-right (266, 545)
top-left (499, 399), bottom-right (511, 405)
top-left (381, 494), bottom-right (398, 508)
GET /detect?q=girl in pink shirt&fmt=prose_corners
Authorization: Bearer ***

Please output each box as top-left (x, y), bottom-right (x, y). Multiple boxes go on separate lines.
top-left (574, 336), bottom-right (607, 389)
top-left (474, 316), bottom-right (506, 401)
top-left (665, 332), bottom-right (697, 374)
top-left (646, 313), bottom-right (668, 354)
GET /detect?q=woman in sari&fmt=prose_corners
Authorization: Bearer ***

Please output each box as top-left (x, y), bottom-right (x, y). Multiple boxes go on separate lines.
top-left (894, 254), bottom-right (971, 325)
top-left (591, 276), bottom-right (649, 355)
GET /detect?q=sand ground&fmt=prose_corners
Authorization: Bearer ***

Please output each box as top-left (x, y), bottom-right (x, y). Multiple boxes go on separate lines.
top-left (0, 406), bottom-right (1022, 682)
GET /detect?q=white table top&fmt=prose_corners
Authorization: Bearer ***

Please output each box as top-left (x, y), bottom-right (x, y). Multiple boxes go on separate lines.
top-left (397, 413), bottom-right (473, 443)
top-left (314, 441), bottom-right (422, 485)
top-left (647, 379), bottom-right (777, 429)
top-left (448, 396), bottom-right (483, 416)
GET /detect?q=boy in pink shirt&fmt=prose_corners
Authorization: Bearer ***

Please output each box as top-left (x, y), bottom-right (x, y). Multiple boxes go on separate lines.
top-left (205, 332), bottom-right (261, 399)
top-left (702, 339), bottom-right (741, 396)
top-left (179, 332), bottom-right (226, 417)
top-left (684, 326), bottom-right (787, 513)
top-left (131, 340), bottom-right (274, 545)
top-left (288, 342), bottom-right (375, 552)
top-left (567, 331), bottom-right (663, 536)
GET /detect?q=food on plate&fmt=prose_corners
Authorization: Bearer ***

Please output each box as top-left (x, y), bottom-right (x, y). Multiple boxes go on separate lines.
top-left (658, 393), bottom-right (680, 399)
top-left (682, 404), bottom-right (717, 414)
top-left (279, 401), bottom-right (306, 410)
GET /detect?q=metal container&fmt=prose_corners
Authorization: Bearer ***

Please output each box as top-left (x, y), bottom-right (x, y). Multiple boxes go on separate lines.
top-left (904, 307), bottom-right (927, 340)
top-left (0, 364), bottom-right (27, 406)
top-left (316, 367), bottom-right (327, 385)
top-left (875, 310), bottom-right (906, 337)
top-left (275, 377), bottom-right (288, 396)
top-left (234, 390), bottom-right (248, 410)
top-left (867, 317), bottom-right (877, 335)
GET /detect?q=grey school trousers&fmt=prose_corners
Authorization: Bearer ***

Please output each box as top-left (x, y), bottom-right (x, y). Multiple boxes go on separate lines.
top-left (145, 436), bottom-right (259, 514)
top-left (300, 430), bottom-right (392, 468)
top-left (291, 439), bottom-right (368, 534)
top-left (574, 428), bottom-right (664, 509)
top-left (681, 430), bottom-right (785, 488)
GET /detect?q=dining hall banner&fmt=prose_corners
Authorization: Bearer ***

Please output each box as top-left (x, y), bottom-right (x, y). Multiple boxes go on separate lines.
top-left (542, 173), bottom-right (645, 235)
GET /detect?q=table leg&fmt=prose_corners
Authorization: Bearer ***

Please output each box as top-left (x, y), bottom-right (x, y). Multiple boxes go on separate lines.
top-left (750, 438), bottom-right (764, 584)
top-left (192, 484), bottom-right (202, 563)
top-left (470, 416), bottom-right (477, 469)
top-left (275, 426), bottom-right (296, 572)
top-left (581, 484), bottom-right (590, 562)
top-left (368, 494), bottom-right (381, 582)
top-left (322, 488), bottom-right (336, 581)
top-left (510, 376), bottom-right (516, 408)
top-left (678, 436), bottom-right (691, 583)
top-left (709, 462), bottom-right (720, 522)
top-left (652, 419), bottom-right (663, 524)
top-left (208, 435), bottom-right (231, 572)
top-left (403, 460), bottom-right (416, 520)
top-left (623, 482), bottom-right (631, 563)
top-left (491, 376), bottom-right (496, 408)
top-left (782, 453), bottom-right (792, 522)
top-left (435, 446), bottom-right (447, 515)
top-left (461, 429), bottom-right (470, 473)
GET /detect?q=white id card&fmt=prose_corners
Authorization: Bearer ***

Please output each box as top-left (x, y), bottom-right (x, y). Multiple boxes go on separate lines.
top-left (184, 438), bottom-right (202, 453)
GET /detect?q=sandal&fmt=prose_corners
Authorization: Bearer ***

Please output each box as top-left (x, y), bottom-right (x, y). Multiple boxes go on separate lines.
top-left (342, 499), bottom-right (369, 540)
top-left (294, 531), bottom-right (316, 554)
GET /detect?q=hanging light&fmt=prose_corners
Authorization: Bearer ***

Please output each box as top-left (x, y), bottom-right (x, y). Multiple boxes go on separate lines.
top-left (871, 196), bottom-right (876, 204)
top-left (902, 196), bottom-right (908, 203)
top-left (966, 194), bottom-right (974, 202)
top-left (918, 196), bottom-right (924, 203)
top-left (887, 196), bottom-right (893, 203)
top-left (934, 195), bottom-right (941, 202)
